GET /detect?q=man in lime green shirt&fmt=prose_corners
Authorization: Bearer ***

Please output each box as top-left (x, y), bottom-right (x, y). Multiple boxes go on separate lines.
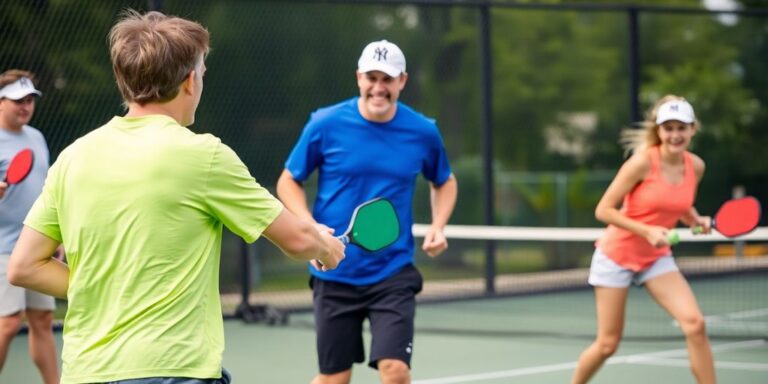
top-left (6, 9), bottom-right (345, 384)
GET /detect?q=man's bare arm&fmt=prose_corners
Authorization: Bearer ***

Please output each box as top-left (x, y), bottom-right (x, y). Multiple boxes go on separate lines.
top-left (8, 226), bottom-right (68, 298)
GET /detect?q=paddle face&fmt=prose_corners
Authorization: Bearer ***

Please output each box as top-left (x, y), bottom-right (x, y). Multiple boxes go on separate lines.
top-left (5, 148), bottom-right (34, 184)
top-left (712, 196), bottom-right (761, 237)
top-left (341, 198), bottom-right (400, 252)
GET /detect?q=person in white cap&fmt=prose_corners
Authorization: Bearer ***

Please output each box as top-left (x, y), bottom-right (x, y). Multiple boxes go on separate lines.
top-left (277, 40), bottom-right (458, 384)
top-left (0, 69), bottom-right (60, 384)
top-left (572, 95), bottom-right (716, 383)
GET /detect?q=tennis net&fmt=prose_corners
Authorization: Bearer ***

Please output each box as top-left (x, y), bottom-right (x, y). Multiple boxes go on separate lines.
top-left (228, 224), bottom-right (768, 340)
top-left (408, 224), bottom-right (768, 340)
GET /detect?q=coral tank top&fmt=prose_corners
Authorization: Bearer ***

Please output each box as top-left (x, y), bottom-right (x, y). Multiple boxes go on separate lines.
top-left (596, 146), bottom-right (697, 271)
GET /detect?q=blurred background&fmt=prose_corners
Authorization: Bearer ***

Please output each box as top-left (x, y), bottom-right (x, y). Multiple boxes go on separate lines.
top-left (1, 0), bottom-right (766, 322)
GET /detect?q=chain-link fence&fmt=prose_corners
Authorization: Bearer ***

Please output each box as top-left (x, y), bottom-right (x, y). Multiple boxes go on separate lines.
top-left (2, 0), bottom-right (767, 311)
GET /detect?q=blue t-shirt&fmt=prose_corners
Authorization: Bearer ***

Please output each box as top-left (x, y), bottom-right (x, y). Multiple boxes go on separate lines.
top-left (285, 97), bottom-right (452, 285)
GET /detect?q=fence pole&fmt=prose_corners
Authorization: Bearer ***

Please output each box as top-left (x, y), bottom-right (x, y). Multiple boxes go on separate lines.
top-left (628, 6), bottom-right (641, 123)
top-left (147, 0), bottom-right (164, 11)
top-left (480, 4), bottom-right (496, 295)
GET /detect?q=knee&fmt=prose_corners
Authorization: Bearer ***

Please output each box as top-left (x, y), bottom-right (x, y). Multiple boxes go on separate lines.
top-left (378, 359), bottom-right (410, 383)
top-left (0, 315), bottom-right (23, 340)
top-left (311, 370), bottom-right (352, 384)
top-left (595, 336), bottom-right (621, 358)
top-left (679, 313), bottom-right (707, 338)
top-left (25, 311), bottom-right (53, 335)
top-left (26, 310), bottom-right (54, 329)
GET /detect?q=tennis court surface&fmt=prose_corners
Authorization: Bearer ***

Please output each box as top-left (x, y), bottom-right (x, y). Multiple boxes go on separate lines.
top-left (7, 267), bottom-right (767, 383)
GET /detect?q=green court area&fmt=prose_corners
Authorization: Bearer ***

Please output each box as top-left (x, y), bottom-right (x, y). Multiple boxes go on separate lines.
top-left (6, 272), bottom-right (767, 383)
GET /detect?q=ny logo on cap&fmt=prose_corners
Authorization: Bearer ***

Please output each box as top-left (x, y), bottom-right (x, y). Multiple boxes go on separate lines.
top-left (670, 104), bottom-right (679, 111)
top-left (373, 47), bottom-right (388, 62)
top-left (19, 77), bottom-right (32, 89)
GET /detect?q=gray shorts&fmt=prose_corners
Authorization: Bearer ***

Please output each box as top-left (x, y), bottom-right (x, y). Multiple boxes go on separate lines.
top-left (0, 254), bottom-right (56, 316)
top-left (588, 248), bottom-right (679, 288)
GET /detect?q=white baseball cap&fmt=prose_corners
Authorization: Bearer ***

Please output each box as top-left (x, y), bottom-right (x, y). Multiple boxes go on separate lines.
top-left (0, 77), bottom-right (42, 100)
top-left (656, 99), bottom-right (695, 124)
top-left (357, 40), bottom-right (406, 77)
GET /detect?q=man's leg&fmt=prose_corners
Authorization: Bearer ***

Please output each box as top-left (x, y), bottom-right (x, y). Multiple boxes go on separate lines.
top-left (311, 369), bottom-right (353, 384)
top-left (377, 359), bottom-right (409, 384)
top-left (369, 266), bottom-right (422, 384)
top-left (0, 255), bottom-right (25, 373)
top-left (0, 312), bottom-right (22, 372)
top-left (311, 277), bottom-right (365, 384)
top-left (26, 309), bottom-right (59, 384)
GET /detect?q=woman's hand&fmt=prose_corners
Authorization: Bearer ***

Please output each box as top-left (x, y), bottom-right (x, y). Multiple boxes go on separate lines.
top-left (645, 225), bottom-right (674, 248)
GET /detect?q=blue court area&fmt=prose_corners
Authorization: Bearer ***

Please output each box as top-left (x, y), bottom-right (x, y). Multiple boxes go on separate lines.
top-left (6, 271), bottom-right (767, 383)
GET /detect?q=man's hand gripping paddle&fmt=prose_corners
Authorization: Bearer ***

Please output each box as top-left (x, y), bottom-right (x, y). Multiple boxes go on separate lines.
top-left (315, 198), bottom-right (400, 269)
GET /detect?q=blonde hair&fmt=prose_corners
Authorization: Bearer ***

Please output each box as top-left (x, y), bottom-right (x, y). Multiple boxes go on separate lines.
top-left (109, 10), bottom-right (209, 105)
top-left (0, 69), bottom-right (37, 89)
top-left (619, 94), bottom-right (699, 156)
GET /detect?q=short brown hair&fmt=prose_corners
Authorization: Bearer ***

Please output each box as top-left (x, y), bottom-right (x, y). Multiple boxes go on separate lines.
top-left (0, 69), bottom-right (37, 89)
top-left (109, 10), bottom-right (209, 105)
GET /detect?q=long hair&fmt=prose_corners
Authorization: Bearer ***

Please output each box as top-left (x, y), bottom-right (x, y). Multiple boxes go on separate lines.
top-left (619, 95), bottom-right (699, 156)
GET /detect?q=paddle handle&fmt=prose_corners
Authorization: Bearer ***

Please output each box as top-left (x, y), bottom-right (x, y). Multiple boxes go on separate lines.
top-left (336, 235), bottom-right (350, 245)
top-left (692, 218), bottom-right (714, 235)
top-left (669, 224), bottom-right (711, 245)
top-left (315, 235), bottom-right (348, 267)
top-left (667, 230), bottom-right (680, 246)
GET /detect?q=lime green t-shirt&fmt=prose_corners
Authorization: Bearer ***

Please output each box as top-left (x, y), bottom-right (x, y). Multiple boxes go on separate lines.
top-left (25, 115), bottom-right (283, 383)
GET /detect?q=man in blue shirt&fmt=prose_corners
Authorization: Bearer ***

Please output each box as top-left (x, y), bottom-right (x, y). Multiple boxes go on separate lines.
top-left (277, 40), bottom-right (458, 384)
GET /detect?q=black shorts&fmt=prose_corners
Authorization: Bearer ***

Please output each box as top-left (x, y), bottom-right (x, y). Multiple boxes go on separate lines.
top-left (310, 265), bottom-right (423, 374)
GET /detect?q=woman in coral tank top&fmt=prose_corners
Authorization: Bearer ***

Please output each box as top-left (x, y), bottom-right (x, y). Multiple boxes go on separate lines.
top-left (571, 96), bottom-right (716, 384)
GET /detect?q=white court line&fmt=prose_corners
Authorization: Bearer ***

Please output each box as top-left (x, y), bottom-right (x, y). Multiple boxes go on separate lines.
top-left (669, 308), bottom-right (768, 332)
top-left (628, 357), bottom-right (768, 371)
top-left (715, 308), bottom-right (768, 320)
top-left (412, 339), bottom-right (768, 384)
top-left (706, 321), bottom-right (768, 332)
top-left (412, 362), bottom-right (578, 384)
top-left (707, 307), bottom-right (768, 321)
top-left (619, 339), bottom-right (767, 360)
